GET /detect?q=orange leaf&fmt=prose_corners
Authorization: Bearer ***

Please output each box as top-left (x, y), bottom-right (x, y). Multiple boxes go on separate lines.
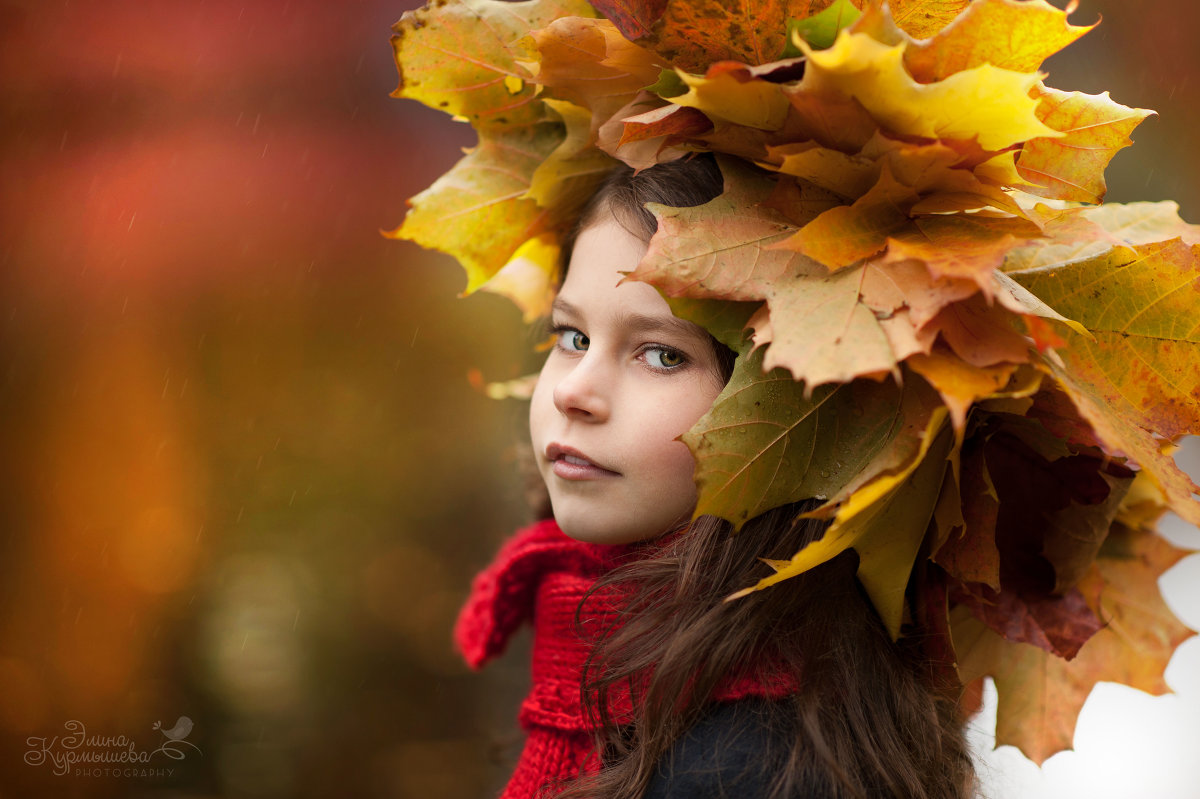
top-left (755, 265), bottom-right (916, 387)
top-left (643, 0), bottom-right (836, 71)
top-left (1017, 86), bottom-right (1155, 204)
top-left (920, 293), bottom-right (1031, 368)
top-left (883, 215), bottom-right (1043, 288)
top-left (934, 440), bottom-right (1001, 588)
top-left (779, 166), bottom-right (917, 270)
top-left (617, 104), bottom-right (712, 146)
top-left (908, 350), bottom-right (1016, 434)
top-left (954, 524), bottom-right (1194, 764)
top-left (529, 16), bottom-right (665, 124)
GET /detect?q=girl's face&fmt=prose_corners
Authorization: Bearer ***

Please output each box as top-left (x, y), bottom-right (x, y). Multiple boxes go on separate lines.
top-left (529, 213), bottom-right (726, 545)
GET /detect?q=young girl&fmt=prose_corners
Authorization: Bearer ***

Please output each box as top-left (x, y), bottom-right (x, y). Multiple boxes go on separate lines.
top-left (454, 155), bottom-right (976, 799)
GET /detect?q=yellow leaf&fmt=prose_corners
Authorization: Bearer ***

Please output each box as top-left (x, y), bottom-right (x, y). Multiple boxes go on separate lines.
top-left (385, 122), bottom-right (562, 294)
top-left (672, 63), bottom-right (791, 130)
top-left (525, 99), bottom-right (616, 214)
top-left (904, 0), bottom-right (1095, 82)
top-left (887, 0), bottom-right (971, 39)
top-left (391, 0), bottom-right (595, 127)
top-left (797, 31), bottom-right (1061, 151)
top-left (477, 234), bottom-right (559, 321)
top-left (1017, 86), bottom-right (1155, 204)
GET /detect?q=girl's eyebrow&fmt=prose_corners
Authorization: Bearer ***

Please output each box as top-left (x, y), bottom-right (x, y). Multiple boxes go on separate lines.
top-left (552, 296), bottom-right (708, 343)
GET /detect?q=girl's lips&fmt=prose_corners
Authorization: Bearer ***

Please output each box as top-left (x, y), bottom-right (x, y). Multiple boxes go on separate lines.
top-left (546, 443), bottom-right (619, 479)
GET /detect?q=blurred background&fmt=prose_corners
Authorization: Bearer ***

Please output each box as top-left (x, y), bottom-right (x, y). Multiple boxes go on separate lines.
top-left (0, 1), bottom-right (1196, 797)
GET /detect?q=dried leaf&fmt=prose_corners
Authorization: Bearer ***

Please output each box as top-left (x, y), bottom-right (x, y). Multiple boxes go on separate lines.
top-left (529, 16), bottom-right (665, 123)
top-left (629, 158), bottom-right (820, 299)
top-left (731, 410), bottom-right (954, 639)
top-left (684, 348), bottom-right (937, 526)
top-left (589, 0), bottom-right (667, 40)
top-left (904, 0), bottom-right (1095, 82)
top-left (391, 0), bottom-right (595, 127)
top-left (934, 439), bottom-right (1001, 588)
top-left (1017, 86), bottom-right (1155, 204)
top-left (797, 31), bottom-right (1059, 151)
top-left (953, 524), bottom-right (1195, 764)
top-left (643, 0), bottom-right (836, 71)
top-left (886, 0), bottom-right (971, 39)
top-left (386, 121), bottom-right (563, 293)
top-left (954, 584), bottom-right (1102, 661)
top-left (780, 166), bottom-right (916, 269)
top-left (672, 63), bottom-right (791, 130)
top-left (756, 264), bottom-right (915, 386)
top-left (908, 350), bottom-right (1016, 435)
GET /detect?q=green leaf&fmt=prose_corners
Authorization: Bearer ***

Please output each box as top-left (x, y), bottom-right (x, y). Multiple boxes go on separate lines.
top-left (684, 348), bottom-right (938, 527)
top-left (784, 0), bottom-right (862, 55)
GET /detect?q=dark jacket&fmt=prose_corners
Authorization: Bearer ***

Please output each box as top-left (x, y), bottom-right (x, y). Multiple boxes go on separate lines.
top-left (646, 699), bottom-right (833, 799)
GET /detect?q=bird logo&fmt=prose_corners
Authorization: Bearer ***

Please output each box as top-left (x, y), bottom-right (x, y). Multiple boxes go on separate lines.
top-left (153, 716), bottom-right (194, 742)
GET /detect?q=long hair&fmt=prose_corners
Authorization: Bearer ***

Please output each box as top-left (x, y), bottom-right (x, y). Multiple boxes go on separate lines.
top-left (554, 155), bottom-right (977, 799)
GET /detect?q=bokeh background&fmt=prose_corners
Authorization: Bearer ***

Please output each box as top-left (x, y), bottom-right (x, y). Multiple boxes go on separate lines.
top-left (0, 1), bottom-right (1197, 797)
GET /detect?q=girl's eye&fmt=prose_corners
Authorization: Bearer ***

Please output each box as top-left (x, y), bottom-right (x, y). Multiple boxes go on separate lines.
top-left (644, 347), bottom-right (687, 370)
top-left (556, 327), bottom-right (589, 352)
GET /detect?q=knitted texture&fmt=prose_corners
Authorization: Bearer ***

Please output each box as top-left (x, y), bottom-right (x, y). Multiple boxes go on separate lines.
top-left (455, 520), bottom-right (798, 799)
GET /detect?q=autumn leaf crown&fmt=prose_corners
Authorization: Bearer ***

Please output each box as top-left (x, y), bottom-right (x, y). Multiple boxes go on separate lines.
top-left (388, 0), bottom-right (1199, 763)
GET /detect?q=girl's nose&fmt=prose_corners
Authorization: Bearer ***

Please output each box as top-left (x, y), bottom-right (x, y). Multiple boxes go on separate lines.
top-left (551, 357), bottom-right (611, 421)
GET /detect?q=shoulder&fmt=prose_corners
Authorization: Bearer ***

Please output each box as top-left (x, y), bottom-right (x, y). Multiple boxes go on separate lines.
top-left (644, 699), bottom-right (829, 799)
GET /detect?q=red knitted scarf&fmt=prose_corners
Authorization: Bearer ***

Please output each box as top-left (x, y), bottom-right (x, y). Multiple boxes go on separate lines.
top-left (454, 519), bottom-right (798, 799)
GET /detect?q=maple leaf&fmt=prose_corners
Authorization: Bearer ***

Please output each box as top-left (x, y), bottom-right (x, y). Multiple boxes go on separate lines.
top-left (886, 0), bottom-right (970, 39)
top-left (477, 234), bottom-right (559, 320)
top-left (953, 584), bottom-right (1102, 661)
top-left (881, 214), bottom-right (1044, 288)
top-left (617, 103), bottom-right (712, 148)
top-left (390, 0), bottom-right (596, 128)
top-left (525, 99), bottom-right (617, 215)
top-left (780, 165), bottom-right (916, 269)
top-left (671, 63), bottom-right (791, 130)
top-left (796, 30), bottom-right (1060, 151)
top-left (527, 16), bottom-right (666, 126)
top-left (1012, 240), bottom-right (1200, 524)
top-left (628, 157), bottom-right (819, 299)
top-left (753, 264), bottom-right (922, 386)
top-left (953, 523), bottom-right (1195, 764)
top-left (933, 437), bottom-right (1001, 588)
top-left (588, 0), bottom-right (667, 41)
top-left (1017, 86), bottom-right (1155, 204)
top-left (641, 0), bottom-right (837, 71)
top-left (683, 348), bottom-right (939, 527)
top-left (903, 0), bottom-right (1095, 83)
top-left (731, 410), bottom-right (954, 639)
top-left (908, 351), bottom-right (1016, 435)
top-left (385, 121), bottom-right (563, 294)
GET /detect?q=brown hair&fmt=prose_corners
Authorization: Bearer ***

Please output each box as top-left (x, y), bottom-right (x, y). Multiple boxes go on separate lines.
top-left (554, 155), bottom-right (977, 799)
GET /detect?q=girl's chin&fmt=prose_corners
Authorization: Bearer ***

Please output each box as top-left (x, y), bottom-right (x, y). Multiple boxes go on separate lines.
top-left (553, 514), bottom-right (665, 546)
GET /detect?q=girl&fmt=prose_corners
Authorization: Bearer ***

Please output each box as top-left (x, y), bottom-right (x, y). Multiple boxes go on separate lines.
top-left (455, 155), bottom-right (976, 799)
